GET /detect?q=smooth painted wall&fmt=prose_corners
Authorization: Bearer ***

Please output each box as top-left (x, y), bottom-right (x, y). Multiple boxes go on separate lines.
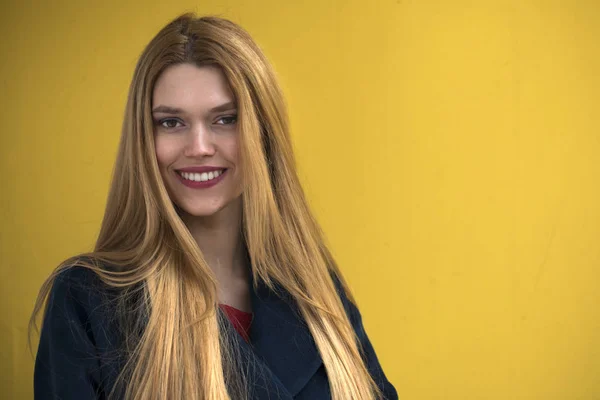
top-left (1, 1), bottom-right (599, 399)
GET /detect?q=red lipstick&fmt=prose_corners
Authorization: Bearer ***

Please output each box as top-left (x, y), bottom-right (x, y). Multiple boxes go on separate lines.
top-left (175, 167), bottom-right (227, 189)
top-left (178, 166), bottom-right (225, 173)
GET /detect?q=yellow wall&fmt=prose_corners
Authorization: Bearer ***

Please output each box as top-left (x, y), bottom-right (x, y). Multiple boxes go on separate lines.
top-left (1, 1), bottom-right (599, 398)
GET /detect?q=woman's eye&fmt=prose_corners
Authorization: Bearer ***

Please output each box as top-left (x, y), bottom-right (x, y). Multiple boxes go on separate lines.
top-left (216, 115), bottom-right (238, 125)
top-left (158, 119), bottom-right (183, 129)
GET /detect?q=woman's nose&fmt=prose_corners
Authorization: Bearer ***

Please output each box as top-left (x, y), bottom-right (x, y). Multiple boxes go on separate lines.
top-left (184, 124), bottom-right (216, 157)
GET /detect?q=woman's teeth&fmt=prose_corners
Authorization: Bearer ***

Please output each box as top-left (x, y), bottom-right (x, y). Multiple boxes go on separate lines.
top-left (179, 169), bottom-right (224, 182)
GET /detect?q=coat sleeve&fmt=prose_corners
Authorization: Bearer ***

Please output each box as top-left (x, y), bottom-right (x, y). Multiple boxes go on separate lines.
top-left (34, 268), bottom-right (105, 400)
top-left (334, 277), bottom-right (399, 400)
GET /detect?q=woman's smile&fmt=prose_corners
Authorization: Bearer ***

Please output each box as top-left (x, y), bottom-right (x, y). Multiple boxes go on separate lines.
top-left (175, 167), bottom-right (228, 188)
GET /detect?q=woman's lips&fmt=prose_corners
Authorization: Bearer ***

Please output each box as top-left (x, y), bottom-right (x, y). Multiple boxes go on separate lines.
top-left (175, 168), bottom-right (227, 189)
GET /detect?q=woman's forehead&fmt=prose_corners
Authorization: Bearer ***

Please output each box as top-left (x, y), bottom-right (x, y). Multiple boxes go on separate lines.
top-left (152, 63), bottom-right (235, 112)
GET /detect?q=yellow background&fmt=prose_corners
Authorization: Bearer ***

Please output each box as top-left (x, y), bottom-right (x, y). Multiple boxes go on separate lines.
top-left (1, 0), bottom-right (599, 398)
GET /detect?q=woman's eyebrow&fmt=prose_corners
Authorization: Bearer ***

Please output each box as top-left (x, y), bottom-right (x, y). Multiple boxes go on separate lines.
top-left (152, 105), bottom-right (182, 114)
top-left (209, 101), bottom-right (237, 113)
top-left (152, 101), bottom-right (237, 115)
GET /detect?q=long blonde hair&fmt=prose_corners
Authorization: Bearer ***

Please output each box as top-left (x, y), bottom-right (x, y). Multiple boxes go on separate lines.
top-left (30, 13), bottom-right (381, 400)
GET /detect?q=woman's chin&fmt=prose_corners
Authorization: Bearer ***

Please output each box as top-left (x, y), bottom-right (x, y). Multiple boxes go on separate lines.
top-left (180, 206), bottom-right (223, 218)
top-left (174, 195), bottom-right (242, 220)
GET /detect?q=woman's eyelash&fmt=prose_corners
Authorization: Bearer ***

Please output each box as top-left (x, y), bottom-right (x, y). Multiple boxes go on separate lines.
top-left (216, 114), bottom-right (238, 125)
top-left (156, 118), bottom-right (183, 128)
top-left (154, 115), bottom-right (237, 129)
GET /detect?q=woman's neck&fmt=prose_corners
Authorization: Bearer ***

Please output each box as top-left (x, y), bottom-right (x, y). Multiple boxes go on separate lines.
top-left (182, 196), bottom-right (248, 280)
top-left (182, 196), bottom-right (252, 311)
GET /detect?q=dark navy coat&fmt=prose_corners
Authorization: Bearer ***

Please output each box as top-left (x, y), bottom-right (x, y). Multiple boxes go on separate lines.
top-left (34, 267), bottom-right (398, 399)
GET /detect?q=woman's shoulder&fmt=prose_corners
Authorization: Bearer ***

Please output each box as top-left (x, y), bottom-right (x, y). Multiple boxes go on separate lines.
top-left (53, 261), bottom-right (117, 293)
top-left (53, 263), bottom-right (106, 288)
top-left (40, 261), bottom-right (134, 358)
top-left (327, 271), bottom-right (367, 336)
top-left (35, 262), bottom-right (130, 399)
top-left (46, 262), bottom-right (125, 324)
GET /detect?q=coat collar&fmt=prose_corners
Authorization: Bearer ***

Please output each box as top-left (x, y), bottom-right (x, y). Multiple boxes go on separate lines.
top-left (225, 275), bottom-right (323, 398)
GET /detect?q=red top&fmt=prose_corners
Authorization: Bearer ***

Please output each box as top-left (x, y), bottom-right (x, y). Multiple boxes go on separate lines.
top-left (219, 304), bottom-right (253, 342)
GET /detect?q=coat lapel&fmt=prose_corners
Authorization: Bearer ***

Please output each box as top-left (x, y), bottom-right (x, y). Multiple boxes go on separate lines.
top-left (227, 276), bottom-right (324, 399)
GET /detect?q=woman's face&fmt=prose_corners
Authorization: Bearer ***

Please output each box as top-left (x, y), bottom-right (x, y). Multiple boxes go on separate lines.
top-left (152, 63), bottom-right (243, 218)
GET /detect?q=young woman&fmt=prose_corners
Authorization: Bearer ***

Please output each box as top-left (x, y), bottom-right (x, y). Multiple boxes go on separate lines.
top-left (31, 13), bottom-right (398, 400)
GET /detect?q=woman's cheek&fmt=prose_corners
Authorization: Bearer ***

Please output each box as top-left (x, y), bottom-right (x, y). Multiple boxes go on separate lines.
top-left (154, 136), bottom-right (178, 170)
